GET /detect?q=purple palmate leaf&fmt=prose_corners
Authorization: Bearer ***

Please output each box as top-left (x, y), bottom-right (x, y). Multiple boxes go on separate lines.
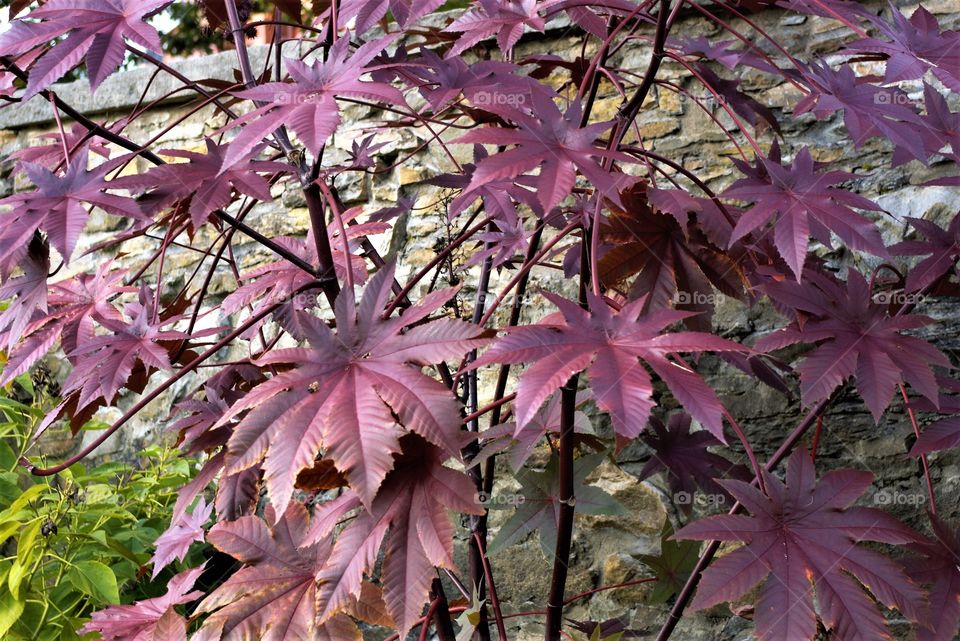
top-left (113, 138), bottom-right (289, 229)
top-left (724, 144), bottom-right (887, 279)
top-left (224, 34), bottom-right (404, 166)
top-left (472, 290), bottom-right (745, 442)
top-left (759, 268), bottom-right (949, 421)
top-left (0, 150), bottom-right (147, 266)
top-left (81, 565), bottom-right (206, 641)
top-left (307, 435), bottom-right (484, 636)
top-left (849, 4), bottom-right (960, 93)
top-left (902, 514), bottom-right (960, 641)
top-left (676, 447), bottom-right (925, 641)
top-left (0, 0), bottom-right (172, 98)
top-left (217, 262), bottom-right (488, 513)
top-left (193, 503), bottom-right (361, 641)
top-left (62, 285), bottom-right (186, 410)
top-left (454, 92), bottom-right (633, 213)
top-left (151, 496), bottom-right (213, 579)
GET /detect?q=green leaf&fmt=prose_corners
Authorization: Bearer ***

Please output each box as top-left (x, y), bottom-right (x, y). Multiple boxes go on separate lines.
top-left (488, 451), bottom-right (624, 556)
top-left (12, 595), bottom-right (44, 638)
top-left (638, 521), bottom-right (700, 604)
top-left (592, 625), bottom-right (623, 641)
top-left (16, 521), bottom-right (41, 567)
top-left (103, 538), bottom-right (141, 565)
top-left (0, 591), bottom-right (25, 637)
top-left (7, 559), bottom-right (26, 597)
top-left (79, 419), bottom-right (111, 432)
top-left (0, 441), bottom-right (15, 471)
top-left (0, 395), bottom-right (35, 414)
top-left (0, 520), bottom-right (22, 543)
top-left (59, 622), bottom-right (82, 641)
top-left (0, 484), bottom-right (45, 523)
top-left (82, 484), bottom-right (122, 505)
top-left (13, 374), bottom-right (34, 398)
top-left (69, 561), bottom-right (119, 604)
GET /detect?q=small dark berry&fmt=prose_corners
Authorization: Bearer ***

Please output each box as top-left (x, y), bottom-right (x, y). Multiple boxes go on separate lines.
top-left (41, 519), bottom-right (58, 537)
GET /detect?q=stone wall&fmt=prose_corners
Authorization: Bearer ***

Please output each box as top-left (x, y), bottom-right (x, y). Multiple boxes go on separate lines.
top-left (2, 2), bottom-right (960, 639)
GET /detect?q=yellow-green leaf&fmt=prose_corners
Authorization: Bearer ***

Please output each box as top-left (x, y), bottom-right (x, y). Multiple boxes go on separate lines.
top-left (16, 521), bottom-right (40, 567)
top-left (0, 485), bottom-right (45, 524)
top-left (70, 561), bottom-right (119, 604)
top-left (0, 591), bottom-right (25, 637)
top-left (7, 559), bottom-right (25, 597)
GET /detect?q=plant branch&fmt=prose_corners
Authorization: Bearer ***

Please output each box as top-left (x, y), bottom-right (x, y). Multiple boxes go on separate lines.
top-left (218, 0), bottom-right (342, 307)
top-left (0, 56), bottom-right (322, 279)
top-left (21, 282), bottom-right (324, 476)
top-left (544, 378), bottom-right (580, 641)
top-left (474, 533), bottom-right (508, 641)
top-left (614, 0), bottom-right (673, 144)
top-left (900, 383), bottom-right (937, 515)
top-left (431, 578), bottom-right (458, 641)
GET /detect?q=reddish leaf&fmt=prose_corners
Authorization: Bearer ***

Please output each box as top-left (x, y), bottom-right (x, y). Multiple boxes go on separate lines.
top-left (675, 448), bottom-right (925, 641)
top-left (909, 416), bottom-right (960, 457)
top-left (472, 290), bottom-right (745, 442)
top-left (465, 205), bottom-right (534, 269)
top-left (849, 5), bottom-right (960, 92)
top-left (693, 64), bottom-right (780, 133)
top-left (219, 262), bottom-right (488, 513)
top-left (224, 34), bottom-right (404, 165)
top-left (114, 138), bottom-right (288, 229)
top-left (794, 62), bottom-right (926, 162)
top-left (221, 223), bottom-right (377, 326)
top-left (62, 285), bottom-right (186, 409)
top-left (81, 565), bottom-right (205, 641)
top-left (678, 36), bottom-right (773, 73)
top-left (0, 0), bottom-right (171, 97)
top-left (647, 186), bottom-right (734, 247)
top-left (0, 150), bottom-right (146, 265)
top-left (0, 235), bottom-right (50, 350)
top-left (150, 497), bottom-right (212, 579)
top-left (339, 0), bottom-right (445, 32)
top-left (453, 92), bottom-right (633, 213)
top-left (915, 84), bottom-right (960, 165)
top-left (0, 262), bottom-right (132, 386)
top-left (216, 472), bottom-right (262, 525)
top-left (902, 514), bottom-right (960, 641)
top-left (195, 503), bottom-right (359, 641)
top-left (598, 182), bottom-right (747, 330)
top-left (724, 145), bottom-right (887, 280)
top-left (891, 214), bottom-right (960, 293)
top-left (638, 412), bottom-right (751, 514)
top-left (343, 581), bottom-right (395, 628)
top-left (10, 123), bottom-right (110, 171)
top-left (444, 0), bottom-right (548, 57)
top-left (433, 145), bottom-right (545, 222)
top-left (410, 49), bottom-right (526, 112)
top-left (759, 268), bottom-right (949, 421)
top-left (311, 434), bottom-right (483, 636)
top-left (149, 609), bottom-right (187, 641)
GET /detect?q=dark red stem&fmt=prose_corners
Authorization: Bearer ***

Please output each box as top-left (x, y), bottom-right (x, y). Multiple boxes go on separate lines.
top-left (544, 378), bottom-right (580, 641)
top-left (430, 578), bottom-right (457, 641)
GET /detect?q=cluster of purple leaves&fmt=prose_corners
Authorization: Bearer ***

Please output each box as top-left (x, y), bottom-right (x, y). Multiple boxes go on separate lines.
top-left (2, 1), bottom-right (960, 641)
